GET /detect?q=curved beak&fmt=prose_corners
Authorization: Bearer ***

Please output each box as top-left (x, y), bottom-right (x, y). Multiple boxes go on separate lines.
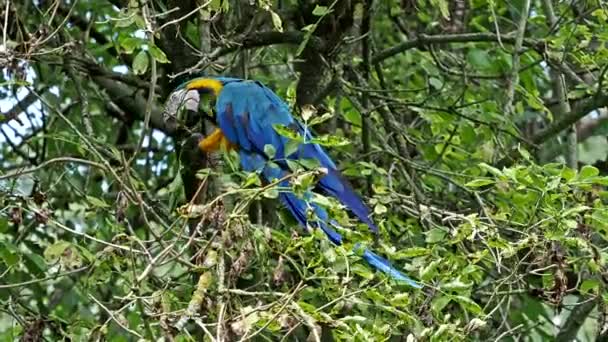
top-left (162, 89), bottom-right (200, 131)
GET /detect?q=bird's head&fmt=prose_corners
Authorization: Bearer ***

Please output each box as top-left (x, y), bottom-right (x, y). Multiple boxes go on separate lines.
top-left (173, 76), bottom-right (242, 123)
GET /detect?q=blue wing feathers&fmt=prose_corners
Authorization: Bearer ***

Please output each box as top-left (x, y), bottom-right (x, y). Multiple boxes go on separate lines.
top-left (213, 78), bottom-right (418, 286)
top-left (218, 80), bottom-right (377, 233)
top-left (218, 103), bottom-right (239, 147)
top-left (317, 169), bottom-right (378, 232)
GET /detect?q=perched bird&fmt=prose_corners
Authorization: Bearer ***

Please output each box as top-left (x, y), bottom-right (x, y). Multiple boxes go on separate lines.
top-left (173, 76), bottom-right (420, 288)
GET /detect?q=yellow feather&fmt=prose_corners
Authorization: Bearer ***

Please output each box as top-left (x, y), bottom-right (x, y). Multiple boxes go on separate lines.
top-left (186, 78), bottom-right (223, 96)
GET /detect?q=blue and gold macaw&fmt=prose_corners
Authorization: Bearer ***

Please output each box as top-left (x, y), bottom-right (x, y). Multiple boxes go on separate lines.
top-left (176, 76), bottom-right (420, 288)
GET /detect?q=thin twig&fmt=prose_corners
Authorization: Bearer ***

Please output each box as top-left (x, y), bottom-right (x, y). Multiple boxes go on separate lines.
top-left (89, 294), bottom-right (144, 339)
top-left (0, 266), bottom-right (89, 289)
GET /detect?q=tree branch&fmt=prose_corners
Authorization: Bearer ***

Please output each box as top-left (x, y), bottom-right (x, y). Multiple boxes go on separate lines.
top-left (532, 92), bottom-right (608, 145)
top-left (541, 0), bottom-right (576, 167)
top-left (502, 0), bottom-right (530, 116)
top-left (170, 31), bottom-right (327, 80)
top-left (372, 32), bottom-right (542, 65)
top-left (1, 88), bottom-right (47, 124)
top-left (220, 31), bottom-right (326, 58)
top-left (555, 297), bottom-right (598, 342)
top-left (92, 75), bottom-right (172, 135)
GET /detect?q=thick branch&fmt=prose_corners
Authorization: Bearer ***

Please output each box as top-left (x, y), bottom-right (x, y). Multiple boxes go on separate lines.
top-left (372, 32), bottom-right (541, 65)
top-left (577, 110), bottom-right (608, 140)
top-left (216, 31), bottom-right (326, 58)
top-left (555, 297), bottom-right (598, 342)
top-left (1, 88), bottom-right (47, 124)
top-left (171, 31), bottom-right (328, 80)
top-left (93, 75), bottom-right (173, 135)
top-left (532, 92), bottom-right (608, 145)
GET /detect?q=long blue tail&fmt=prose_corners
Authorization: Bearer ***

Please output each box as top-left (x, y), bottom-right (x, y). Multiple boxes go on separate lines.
top-left (239, 151), bottom-right (420, 287)
top-left (278, 189), bottom-right (420, 288)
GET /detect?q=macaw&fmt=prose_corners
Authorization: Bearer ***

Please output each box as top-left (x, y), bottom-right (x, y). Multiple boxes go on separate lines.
top-left (174, 76), bottom-right (420, 288)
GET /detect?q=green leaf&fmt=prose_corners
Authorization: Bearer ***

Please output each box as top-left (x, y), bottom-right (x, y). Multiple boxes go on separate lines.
top-left (132, 50), bottom-right (149, 75)
top-left (115, 12), bottom-right (137, 28)
top-left (24, 253), bottom-right (47, 274)
top-left (209, 0), bottom-right (229, 12)
top-left (425, 228), bottom-right (446, 243)
top-left (518, 145), bottom-right (531, 160)
top-left (310, 134), bottom-right (350, 147)
top-left (270, 10), bottom-right (283, 32)
top-left (308, 112), bottom-right (333, 126)
top-left (467, 49), bottom-right (492, 70)
top-left (431, 296), bottom-right (451, 315)
top-left (86, 195), bottom-right (110, 208)
top-left (591, 8), bottom-right (607, 20)
top-left (286, 159), bottom-right (300, 171)
top-left (351, 263), bottom-right (374, 280)
top-left (0, 242), bottom-right (20, 267)
top-left (120, 37), bottom-right (141, 54)
top-left (312, 5), bottom-right (331, 16)
top-left (465, 178), bottom-right (494, 187)
top-left (343, 108), bottom-right (361, 126)
top-left (284, 139), bottom-right (300, 157)
top-left (295, 24), bottom-right (316, 56)
top-left (301, 24), bottom-right (316, 32)
top-left (580, 279), bottom-right (599, 294)
top-left (429, 77), bottom-right (443, 89)
top-left (420, 260), bottom-right (440, 281)
top-left (273, 124), bottom-right (303, 141)
top-left (148, 45), bottom-right (170, 63)
top-left (0, 217), bottom-right (8, 233)
top-left (478, 162), bottom-right (503, 177)
top-left (264, 144), bottom-right (276, 159)
top-left (242, 172), bottom-right (261, 187)
top-left (579, 165), bottom-right (599, 179)
top-left (561, 167), bottom-right (576, 181)
top-left (294, 173), bottom-right (315, 190)
top-left (430, 0), bottom-right (450, 19)
top-left (44, 241), bottom-right (72, 262)
top-left (440, 279), bottom-right (473, 291)
top-left (262, 188), bottom-right (279, 199)
top-left (374, 203), bottom-right (388, 215)
top-left (299, 158), bottom-right (320, 170)
top-left (395, 247), bottom-right (430, 258)
top-left (453, 295), bottom-right (483, 315)
top-left (312, 193), bottom-right (333, 207)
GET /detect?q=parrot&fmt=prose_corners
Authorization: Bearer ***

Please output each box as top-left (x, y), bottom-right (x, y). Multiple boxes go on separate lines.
top-left (173, 76), bottom-right (420, 288)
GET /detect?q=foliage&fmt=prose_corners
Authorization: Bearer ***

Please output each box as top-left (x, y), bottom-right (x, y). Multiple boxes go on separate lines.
top-left (1, 0), bottom-right (608, 340)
